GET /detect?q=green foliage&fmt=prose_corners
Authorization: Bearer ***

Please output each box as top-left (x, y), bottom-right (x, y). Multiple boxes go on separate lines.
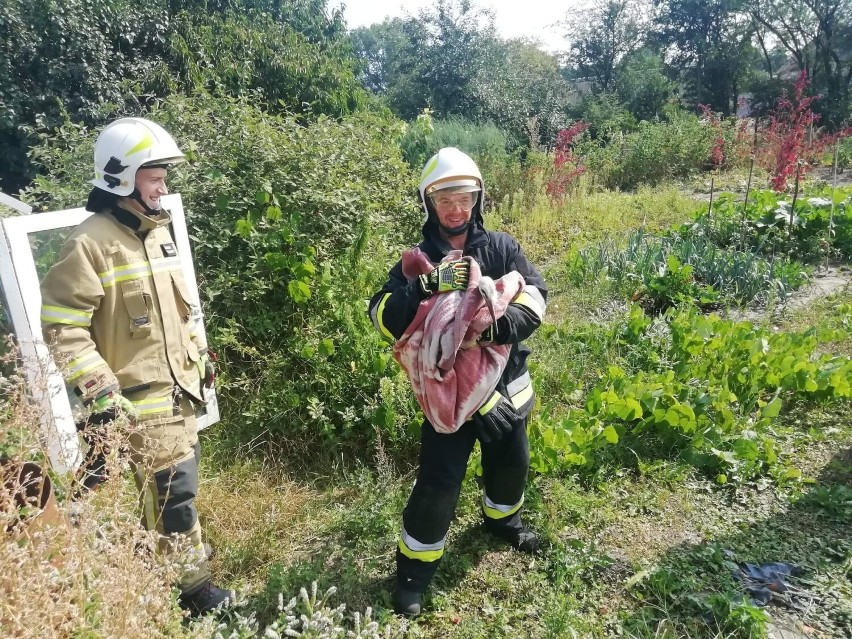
top-left (416, 115), bottom-right (511, 162)
top-left (654, 0), bottom-right (756, 115)
top-left (568, 227), bottom-right (808, 310)
top-left (795, 484), bottom-right (852, 522)
top-left (0, 0), bottom-right (170, 191)
top-left (574, 92), bottom-right (637, 142)
top-left (352, 1), bottom-right (572, 148)
top-left (0, 0), bottom-right (363, 193)
top-left (614, 51), bottom-right (676, 122)
top-left (473, 38), bottom-right (572, 146)
top-left (575, 106), bottom-right (734, 190)
top-left (350, 0), bottom-right (497, 122)
top-left (162, 8), bottom-right (364, 117)
top-left (639, 255), bottom-right (720, 314)
top-left (691, 189), bottom-right (852, 262)
top-left (625, 544), bottom-right (769, 637)
top-left (399, 108), bottom-right (435, 168)
top-left (837, 137), bottom-right (852, 172)
top-left (531, 305), bottom-right (852, 482)
top-left (24, 93), bottom-right (423, 461)
top-left (563, 0), bottom-right (646, 92)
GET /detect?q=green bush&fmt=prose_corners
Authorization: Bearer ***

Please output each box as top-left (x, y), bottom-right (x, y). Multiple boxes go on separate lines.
top-left (577, 106), bottom-right (738, 190)
top-left (531, 305), bottom-right (852, 482)
top-left (0, 0), bottom-right (364, 194)
top-left (24, 93), bottom-right (423, 463)
top-left (569, 228), bottom-right (808, 309)
top-left (573, 92), bottom-right (637, 142)
top-left (691, 189), bottom-right (852, 263)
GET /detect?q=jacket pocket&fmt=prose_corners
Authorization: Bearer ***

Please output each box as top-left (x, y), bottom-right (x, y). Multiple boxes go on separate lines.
top-left (120, 279), bottom-right (153, 339)
top-left (171, 273), bottom-right (196, 323)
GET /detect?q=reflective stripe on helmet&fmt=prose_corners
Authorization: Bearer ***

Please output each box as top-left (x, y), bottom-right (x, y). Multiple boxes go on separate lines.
top-left (92, 118), bottom-right (185, 196)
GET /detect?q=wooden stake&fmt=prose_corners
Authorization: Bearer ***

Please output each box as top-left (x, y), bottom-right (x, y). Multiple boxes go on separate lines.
top-left (827, 139), bottom-right (840, 270)
top-left (743, 157), bottom-right (754, 250)
top-left (789, 162), bottom-right (802, 256)
top-left (708, 177), bottom-right (715, 220)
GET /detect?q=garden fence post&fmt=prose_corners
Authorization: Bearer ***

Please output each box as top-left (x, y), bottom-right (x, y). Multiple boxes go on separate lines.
top-left (708, 177), bottom-right (714, 232)
top-left (743, 157), bottom-right (754, 251)
top-left (789, 161), bottom-right (802, 257)
top-left (827, 139), bottom-right (840, 270)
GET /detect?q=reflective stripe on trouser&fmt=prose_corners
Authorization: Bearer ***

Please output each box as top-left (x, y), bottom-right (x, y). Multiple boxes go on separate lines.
top-left (396, 412), bottom-right (530, 593)
top-left (129, 393), bottom-right (209, 594)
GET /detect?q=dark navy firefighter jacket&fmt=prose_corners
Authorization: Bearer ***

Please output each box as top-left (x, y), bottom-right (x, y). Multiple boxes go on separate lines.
top-left (368, 217), bottom-right (547, 418)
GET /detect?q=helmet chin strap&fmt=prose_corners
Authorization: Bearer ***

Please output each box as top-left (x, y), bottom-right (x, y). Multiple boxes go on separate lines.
top-left (130, 189), bottom-right (160, 216)
top-left (441, 221), bottom-right (470, 236)
top-left (427, 201), bottom-right (471, 237)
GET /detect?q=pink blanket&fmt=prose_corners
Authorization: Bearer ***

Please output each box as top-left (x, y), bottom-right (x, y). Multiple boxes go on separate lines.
top-left (393, 248), bottom-right (525, 433)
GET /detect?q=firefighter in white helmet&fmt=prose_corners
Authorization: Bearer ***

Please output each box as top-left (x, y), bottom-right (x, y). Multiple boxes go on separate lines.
top-left (39, 117), bottom-right (233, 616)
top-left (368, 147), bottom-right (548, 616)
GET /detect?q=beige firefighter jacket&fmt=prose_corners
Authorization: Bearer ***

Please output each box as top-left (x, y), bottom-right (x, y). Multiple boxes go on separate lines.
top-left (40, 198), bottom-right (206, 414)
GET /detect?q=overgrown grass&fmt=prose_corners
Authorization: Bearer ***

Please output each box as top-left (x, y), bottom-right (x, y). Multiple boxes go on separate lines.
top-left (5, 170), bottom-right (852, 637)
top-left (188, 195), bottom-right (852, 637)
top-left (492, 181), bottom-right (702, 265)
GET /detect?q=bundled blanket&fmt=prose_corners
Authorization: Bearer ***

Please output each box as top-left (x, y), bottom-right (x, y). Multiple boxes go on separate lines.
top-left (393, 248), bottom-right (525, 433)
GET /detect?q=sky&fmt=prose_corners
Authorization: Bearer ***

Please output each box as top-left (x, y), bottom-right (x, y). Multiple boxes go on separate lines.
top-left (331, 0), bottom-right (576, 54)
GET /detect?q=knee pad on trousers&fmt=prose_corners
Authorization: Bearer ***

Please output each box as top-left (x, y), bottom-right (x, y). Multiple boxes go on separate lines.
top-left (154, 453), bottom-right (200, 535)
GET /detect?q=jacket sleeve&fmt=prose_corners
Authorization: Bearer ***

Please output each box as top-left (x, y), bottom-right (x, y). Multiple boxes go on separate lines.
top-left (40, 237), bottom-right (119, 404)
top-left (368, 259), bottom-right (425, 341)
top-left (494, 237), bottom-right (547, 345)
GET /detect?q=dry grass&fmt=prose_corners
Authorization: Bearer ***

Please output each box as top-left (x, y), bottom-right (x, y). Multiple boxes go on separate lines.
top-left (0, 348), bottom-right (214, 639)
top-left (490, 181), bottom-right (702, 265)
top-left (198, 459), bottom-right (331, 591)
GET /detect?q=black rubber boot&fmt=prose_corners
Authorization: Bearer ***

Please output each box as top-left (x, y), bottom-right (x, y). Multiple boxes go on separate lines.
top-left (486, 521), bottom-right (540, 553)
top-left (393, 587), bottom-right (425, 617)
top-left (508, 527), bottom-right (540, 553)
top-left (178, 581), bottom-right (235, 617)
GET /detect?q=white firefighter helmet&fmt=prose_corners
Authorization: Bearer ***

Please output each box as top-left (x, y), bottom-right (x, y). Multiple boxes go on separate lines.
top-left (418, 147), bottom-right (484, 224)
top-left (91, 117), bottom-right (185, 196)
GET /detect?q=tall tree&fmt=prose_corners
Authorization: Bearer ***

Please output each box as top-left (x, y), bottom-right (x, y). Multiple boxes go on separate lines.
top-left (614, 49), bottom-right (677, 120)
top-left (412, 0), bottom-right (498, 118)
top-left (746, 0), bottom-right (852, 126)
top-left (350, 0), bottom-right (497, 120)
top-left (653, 0), bottom-right (755, 114)
top-left (473, 39), bottom-right (573, 144)
top-left (562, 0), bottom-right (648, 91)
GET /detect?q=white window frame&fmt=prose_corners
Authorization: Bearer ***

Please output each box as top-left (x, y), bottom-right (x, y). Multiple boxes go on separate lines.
top-left (0, 194), bottom-right (219, 474)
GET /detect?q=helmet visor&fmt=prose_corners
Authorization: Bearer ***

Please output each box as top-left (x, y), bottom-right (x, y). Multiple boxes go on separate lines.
top-left (428, 189), bottom-right (479, 213)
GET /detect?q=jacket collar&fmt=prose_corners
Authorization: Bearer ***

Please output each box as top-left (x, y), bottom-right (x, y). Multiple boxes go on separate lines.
top-left (108, 198), bottom-right (172, 233)
top-left (421, 219), bottom-right (489, 259)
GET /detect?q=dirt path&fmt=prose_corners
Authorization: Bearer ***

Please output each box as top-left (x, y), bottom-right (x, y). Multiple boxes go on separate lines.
top-left (725, 265), bottom-right (852, 323)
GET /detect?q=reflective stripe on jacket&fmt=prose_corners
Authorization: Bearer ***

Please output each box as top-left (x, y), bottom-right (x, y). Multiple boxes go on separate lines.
top-left (40, 199), bottom-right (206, 405)
top-left (368, 220), bottom-right (547, 417)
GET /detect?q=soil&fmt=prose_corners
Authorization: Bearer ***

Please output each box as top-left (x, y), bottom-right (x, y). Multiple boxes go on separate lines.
top-left (724, 265), bottom-right (852, 324)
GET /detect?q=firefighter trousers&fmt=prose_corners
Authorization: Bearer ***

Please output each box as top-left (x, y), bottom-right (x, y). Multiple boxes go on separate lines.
top-left (127, 391), bottom-right (210, 595)
top-left (396, 413), bottom-right (530, 593)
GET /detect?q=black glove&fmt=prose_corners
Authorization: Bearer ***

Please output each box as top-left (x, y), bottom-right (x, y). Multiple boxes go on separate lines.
top-left (472, 391), bottom-right (517, 444)
top-left (198, 349), bottom-right (217, 389)
top-left (87, 390), bottom-right (137, 426)
top-left (418, 260), bottom-right (470, 296)
top-left (479, 317), bottom-right (508, 344)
